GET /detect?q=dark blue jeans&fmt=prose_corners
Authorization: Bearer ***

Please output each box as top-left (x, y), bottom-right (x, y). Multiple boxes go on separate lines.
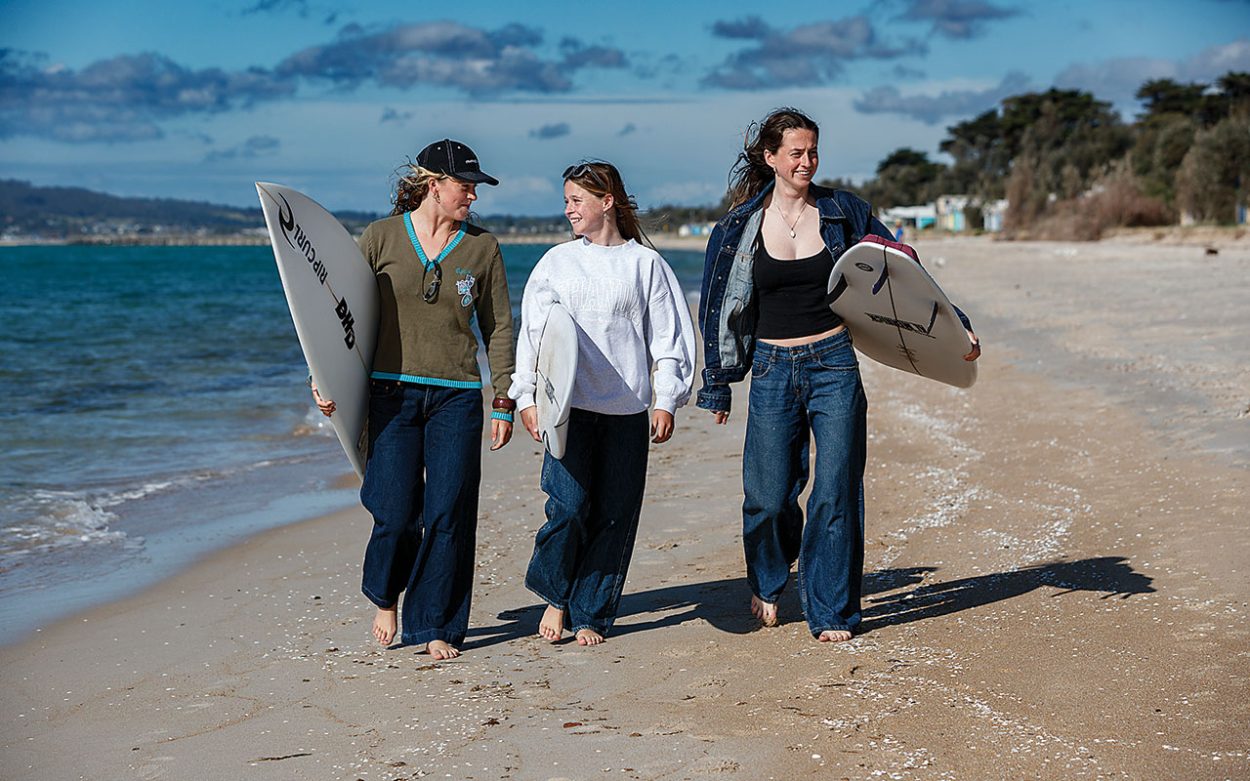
top-left (525, 408), bottom-right (649, 636)
top-left (359, 380), bottom-right (483, 647)
top-left (742, 330), bottom-right (867, 636)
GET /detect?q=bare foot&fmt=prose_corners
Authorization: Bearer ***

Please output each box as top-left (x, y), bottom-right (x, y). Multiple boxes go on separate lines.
top-left (575, 629), bottom-right (604, 646)
top-left (538, 604), bottom-right (565, 643)
top-left (750, 595), bottom-right (778, 627)
top-left (818, 630), bottom-right (853, 643)
top-left (426, 640), bottom-right (461, 660)
top-left (372, 606), bottom-right (397, 646)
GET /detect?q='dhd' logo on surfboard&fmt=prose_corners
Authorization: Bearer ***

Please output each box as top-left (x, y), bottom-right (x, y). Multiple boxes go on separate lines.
top-left (277, 191), bottom-right (358, 351)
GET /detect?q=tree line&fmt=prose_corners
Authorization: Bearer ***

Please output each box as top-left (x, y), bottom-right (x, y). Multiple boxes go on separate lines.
top-left (649, 72), bottom-right (1250, 239)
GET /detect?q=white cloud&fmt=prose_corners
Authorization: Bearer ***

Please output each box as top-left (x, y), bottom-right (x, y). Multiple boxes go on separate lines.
top-left (1054, 38), bottom-right (1250, 111)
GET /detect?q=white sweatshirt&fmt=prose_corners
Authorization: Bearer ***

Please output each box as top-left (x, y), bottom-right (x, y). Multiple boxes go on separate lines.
top-left (509, 238), bottom-right (696, 416)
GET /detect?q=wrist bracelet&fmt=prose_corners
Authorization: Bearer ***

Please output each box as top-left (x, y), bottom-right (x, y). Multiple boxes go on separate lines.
top-left (492, 396), bottom-right (517, 412)
top-left (491, 410), bottom-right (514, 423)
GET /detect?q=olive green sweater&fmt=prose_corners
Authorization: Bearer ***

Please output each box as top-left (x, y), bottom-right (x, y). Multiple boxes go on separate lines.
top-left (360, 214), bottom-right (515, 398)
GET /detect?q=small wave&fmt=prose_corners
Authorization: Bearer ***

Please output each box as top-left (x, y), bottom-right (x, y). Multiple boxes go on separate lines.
top-left (0, 476), bottom-right (192, 565)
top-left (0, 493), bottom-right (131, 565)
top-left (293, 406), bottom-right (338, 438)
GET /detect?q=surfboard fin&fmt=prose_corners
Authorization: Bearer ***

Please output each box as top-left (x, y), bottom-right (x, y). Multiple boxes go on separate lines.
top-left (871, 262), bottom-right (889, 295)
top-left (828, 273), bottom-right (848, 303)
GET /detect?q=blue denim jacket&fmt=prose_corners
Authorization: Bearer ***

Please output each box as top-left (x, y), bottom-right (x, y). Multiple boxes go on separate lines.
top-left (696, 183), bottom-right (894, 413)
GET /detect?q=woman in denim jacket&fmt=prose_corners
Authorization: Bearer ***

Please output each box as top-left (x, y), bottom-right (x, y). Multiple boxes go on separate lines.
top-left (697, 108), bottom-right (978, 642)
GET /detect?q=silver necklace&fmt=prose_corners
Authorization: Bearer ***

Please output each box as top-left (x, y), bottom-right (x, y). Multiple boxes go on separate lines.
top-left (772, 201), bottom-right (805, 238)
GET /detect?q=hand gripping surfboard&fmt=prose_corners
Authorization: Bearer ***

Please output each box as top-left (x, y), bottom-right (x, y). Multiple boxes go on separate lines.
top-left (828, 235), bottom-right (977, 388)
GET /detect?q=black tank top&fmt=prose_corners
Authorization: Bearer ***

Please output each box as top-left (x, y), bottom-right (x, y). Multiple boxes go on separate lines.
top-left (753, 242), bottom-right (843, 339)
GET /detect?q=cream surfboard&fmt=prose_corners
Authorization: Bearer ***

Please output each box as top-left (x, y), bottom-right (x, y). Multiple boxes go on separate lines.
top-left (828, 236), bottom-right (977, 388)
top-left (535, 303), bottom-right (579, 459)
top-left (257, 182), bottom-right (378, 476)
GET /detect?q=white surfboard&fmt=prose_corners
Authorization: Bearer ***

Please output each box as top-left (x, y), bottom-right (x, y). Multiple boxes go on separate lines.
top-left (828, 237), bottom-right (977, 388)
top-left (256, 182), bottom-right (379, 476)
top-left (535, 303), bottom-right (579, 459)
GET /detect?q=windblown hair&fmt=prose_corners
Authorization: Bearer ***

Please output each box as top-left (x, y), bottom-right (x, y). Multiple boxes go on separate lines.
top-left (564, 160), bottom-right (653, 248)
top-left (726, 107), bottom-right (821, 210)
top-left (390, 163), bottom-right (449, 216)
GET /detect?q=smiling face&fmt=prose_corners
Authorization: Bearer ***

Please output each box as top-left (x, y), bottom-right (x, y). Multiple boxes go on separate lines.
top-left (430, 176), bottom-right (478, 221)
top-left (764, 128), bottom-right (819, 191)
top-left (564, 179), bottom-right (613, 236)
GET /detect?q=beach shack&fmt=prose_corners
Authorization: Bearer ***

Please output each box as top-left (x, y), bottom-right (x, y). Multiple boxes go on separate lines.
top-left (879, 204), bottom-right (936, 233)
top-left (936, 195), bottom-right (970, 233)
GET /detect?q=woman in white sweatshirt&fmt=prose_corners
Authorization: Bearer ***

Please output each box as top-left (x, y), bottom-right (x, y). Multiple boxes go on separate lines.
top-left (509, 160), bottom-right (696, 646)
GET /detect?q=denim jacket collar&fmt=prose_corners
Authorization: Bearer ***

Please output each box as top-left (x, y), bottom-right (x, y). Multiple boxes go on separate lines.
top-left (725, 181), bottom-right (848, 224)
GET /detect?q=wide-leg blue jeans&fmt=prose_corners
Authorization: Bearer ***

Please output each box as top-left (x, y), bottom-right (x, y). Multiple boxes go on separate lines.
top-left (359, 380), bottom-right (483, 647)
top-left (742, 329), bottom-right (867, 636)
top-left (525, 408), bottom-right (649, 636)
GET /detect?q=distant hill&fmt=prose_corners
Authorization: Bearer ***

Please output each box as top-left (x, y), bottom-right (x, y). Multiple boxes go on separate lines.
top-left (0, 179), bottom-right (570, 240)
top-left (0, 179), bottom-right (382, 239)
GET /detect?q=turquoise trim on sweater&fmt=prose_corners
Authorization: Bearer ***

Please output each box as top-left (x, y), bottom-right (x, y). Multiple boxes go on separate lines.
top-left (403, 212), bottom-right (466, 269)
top-left (370, 371), bottom-right (482, 389)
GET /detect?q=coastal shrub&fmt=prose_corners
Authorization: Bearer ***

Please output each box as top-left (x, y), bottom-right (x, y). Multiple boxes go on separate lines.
top-left (1176, 115), bottom-right (1250, 223)
top-left (1017, 162), bottom-right (1172, 241)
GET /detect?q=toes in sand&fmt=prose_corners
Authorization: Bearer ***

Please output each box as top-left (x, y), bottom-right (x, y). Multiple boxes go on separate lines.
top-left (539, 604), bottom-right (565, 643)
top-left (372, 606), bottom-right (398, 646)
top-left (575, 628), bottom-right (604, 646)
top-left (750, 595), bottom-right (778, 627)
top-left (426, 640), bottom-right (460, 660)
top-left (818, 630), bottom-right (853, 643)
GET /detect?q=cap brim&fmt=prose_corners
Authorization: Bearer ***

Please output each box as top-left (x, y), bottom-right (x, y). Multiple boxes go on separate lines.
top-left (453, 171), bottom-right (499, 186)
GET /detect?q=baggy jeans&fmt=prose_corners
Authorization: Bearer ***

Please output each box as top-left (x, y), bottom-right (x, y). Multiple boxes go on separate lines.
top-left (359, 380), bottom-right (483, 647)
top-left (742, 329), bottom-right (867, 636)
top-left (525, 408), bottom-right (649, 636)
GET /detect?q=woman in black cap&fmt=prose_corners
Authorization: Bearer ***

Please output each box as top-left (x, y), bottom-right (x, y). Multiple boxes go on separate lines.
top-left (313, 139), bottom-right (515, 660)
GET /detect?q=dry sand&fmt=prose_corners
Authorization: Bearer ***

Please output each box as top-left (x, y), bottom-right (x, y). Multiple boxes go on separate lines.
top-left (2, 236), bottom-right (1248, 780)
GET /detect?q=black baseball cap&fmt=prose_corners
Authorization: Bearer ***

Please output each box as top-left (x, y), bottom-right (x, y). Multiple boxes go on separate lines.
top-left (416, 139), bottom-right (499, 186)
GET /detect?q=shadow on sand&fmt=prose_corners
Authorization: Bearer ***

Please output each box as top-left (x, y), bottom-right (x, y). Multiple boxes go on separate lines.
top-left (859, 555), bottom-right (1155, 633)
top-left (465, 556), bottom-right (1154, 649)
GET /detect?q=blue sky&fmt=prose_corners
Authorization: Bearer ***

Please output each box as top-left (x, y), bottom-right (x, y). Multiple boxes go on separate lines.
top-left (3, 0), bottom-right (1248, 215)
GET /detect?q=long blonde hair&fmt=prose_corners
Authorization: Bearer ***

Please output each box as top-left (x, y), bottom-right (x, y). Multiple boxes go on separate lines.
top-left (563, 160), bottom-right (653, 248)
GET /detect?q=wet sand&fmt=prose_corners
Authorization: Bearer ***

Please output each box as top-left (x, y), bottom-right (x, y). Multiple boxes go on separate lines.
top-left (2, 235), bottom-right (1247, 780)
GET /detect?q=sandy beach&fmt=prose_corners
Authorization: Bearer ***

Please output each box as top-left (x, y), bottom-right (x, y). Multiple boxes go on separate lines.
top-left (3, 235), bottom-right (1247, 780)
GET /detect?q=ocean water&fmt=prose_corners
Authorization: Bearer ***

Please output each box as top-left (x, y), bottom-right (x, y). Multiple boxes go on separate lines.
top-left (0, 240), bottom-right (707, 644)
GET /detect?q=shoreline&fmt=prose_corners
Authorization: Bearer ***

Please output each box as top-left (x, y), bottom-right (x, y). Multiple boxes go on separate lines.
top-left (3, 236), bottom-right (1247, 779)
top-left (0, 231), bottom-right (713, 251)
top-left (3, 223), bottom-right (1246, 250)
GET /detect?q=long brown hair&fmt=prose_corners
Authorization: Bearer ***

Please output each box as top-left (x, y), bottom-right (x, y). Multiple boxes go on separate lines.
top-left (390, 163), bottom-right (447, 216)
top-left (726, 107), bottom-right (820, 210)
top-left (563, 160), bottom-right (653, 248)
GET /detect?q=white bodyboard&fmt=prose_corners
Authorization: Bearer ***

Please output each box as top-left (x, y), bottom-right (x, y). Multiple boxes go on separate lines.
top-left (257, 182), bottom-right (379, 476)
top-left (828, 239), bottom-right (976, 388)
top-left (535, 303), bottom-right (579, 459)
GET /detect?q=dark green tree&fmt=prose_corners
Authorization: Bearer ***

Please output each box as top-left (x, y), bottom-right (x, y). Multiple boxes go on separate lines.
top-left (1136, 78), bottom-right (1207, 121)
top-left (938, 109), bottom-right (1009, 200)
top-left (864, 148), bottom-right (946, 207)
top-left (1176, 114), bottom-right (1250, 223)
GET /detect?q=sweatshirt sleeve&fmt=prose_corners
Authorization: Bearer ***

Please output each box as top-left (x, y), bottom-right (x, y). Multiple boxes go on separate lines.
top-left (646, 253), bottom-right (698, 414)
top-left (507, 254), bottom-right (556, 411)
top-left (476, 242), bottom-right (516, 399)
